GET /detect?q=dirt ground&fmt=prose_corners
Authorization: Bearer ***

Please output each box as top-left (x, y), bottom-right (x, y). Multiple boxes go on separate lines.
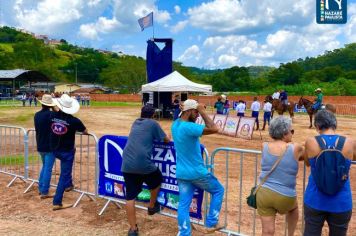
top-left (0, 106), bottom-right (356, 236)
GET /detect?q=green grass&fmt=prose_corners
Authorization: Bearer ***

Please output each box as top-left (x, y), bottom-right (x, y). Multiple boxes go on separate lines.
top-left (90, 101), bottom-right (141, 107)
top-left (0, 43), bottom-right (14, 52)
top-left (0, 155), bottom-right (39, 165)
top-left (14, 113), bottom-right (35, 123)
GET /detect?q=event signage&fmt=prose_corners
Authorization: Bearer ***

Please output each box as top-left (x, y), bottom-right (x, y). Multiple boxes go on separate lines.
top-left (317, 0), bottom-right (347, 24)
top-left (98, 135), bottom-right (204, 219)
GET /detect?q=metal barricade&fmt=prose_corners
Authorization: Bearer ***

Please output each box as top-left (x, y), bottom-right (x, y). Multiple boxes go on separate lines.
top-left (24, 129), bottom-right (98, 207)
top-left (210, 147), bottom-right (262, 236)
top-left (0, 125), bottom-right (28, 187)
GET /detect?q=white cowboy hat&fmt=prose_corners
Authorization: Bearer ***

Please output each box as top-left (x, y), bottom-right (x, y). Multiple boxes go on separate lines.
top-left (221, 94), bottom-right (227, 102)
top-left (53, 94), bottom-right (80, 114)
top-left (38, 94), bottom-right (56, 107)
top-left (315, 88), bottom-right (322, 92)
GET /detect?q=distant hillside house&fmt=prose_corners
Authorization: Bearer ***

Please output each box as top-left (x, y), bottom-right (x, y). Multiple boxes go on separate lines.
top-left (72, 87), bottom-right (105, 94)
top-left (35, 35), bottom-right (49, 44)
top-left (48, 39), bottom-right (62, 46)
top-left (55, 83), bottom-right (80, 94)
top-left (97, 49), bottom-right (112, 55)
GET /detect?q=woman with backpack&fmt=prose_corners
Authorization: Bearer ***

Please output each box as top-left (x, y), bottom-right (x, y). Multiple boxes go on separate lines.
top-left (256, 116), bottom-right (305, 236)
top-left (303, 110), bottom-right (355, 236)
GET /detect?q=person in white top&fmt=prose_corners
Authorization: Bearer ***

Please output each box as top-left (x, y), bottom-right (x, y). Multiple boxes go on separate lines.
top-left (235, 100), bottom-right (246, 117)
top-left (262, 100), bottom-right (273, 130)
top-left (272, 90), bottom-right (280, 100)
top-left (251, 97), bottom-right (261, 130)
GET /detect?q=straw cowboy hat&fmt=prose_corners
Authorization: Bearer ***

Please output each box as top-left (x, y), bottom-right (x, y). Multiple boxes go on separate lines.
top-left (315, 88), bottom-right (322, 92)
top-left (38, 94), bottom-right (56, 107)
top-left (221, 94), bottom-right (227, 102)
top-left (53, 94), bottom-right (80, 115)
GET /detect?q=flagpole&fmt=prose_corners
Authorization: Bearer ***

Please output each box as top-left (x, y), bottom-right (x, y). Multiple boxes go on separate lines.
top-left (152, 13), bottom-right (155, 39)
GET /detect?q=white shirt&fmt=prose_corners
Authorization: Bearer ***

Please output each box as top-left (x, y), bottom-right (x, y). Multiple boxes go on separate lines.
top-left (263, 102), bottom-right (272, 112)
top-left (235, 103), bottom-right (246, 113)
top-left (250, 101), bottom-right (260, 112)
top-left (272, 92), bottom-right (280, 99)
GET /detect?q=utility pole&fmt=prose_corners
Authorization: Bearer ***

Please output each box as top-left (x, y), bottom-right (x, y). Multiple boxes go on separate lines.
top-left (75, 63), bottom-right (78, 84)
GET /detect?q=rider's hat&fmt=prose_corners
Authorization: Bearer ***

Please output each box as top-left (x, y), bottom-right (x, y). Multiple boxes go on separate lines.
top-left (315, 88), bottom-right (322, 92)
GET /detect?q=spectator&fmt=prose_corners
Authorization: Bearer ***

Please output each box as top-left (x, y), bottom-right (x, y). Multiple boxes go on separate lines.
top-left (214, 96), bottom-right (224, 114)
top-left (257, 116), bottom-right (304, 236)
top-left (21, 93), bottom-right (27, 107)
top-left (171, 99), bottom-right (224, 235)
top-left (251, 97), bottom-right (261, 130)
top-left (303, 110), bottom-right (355, 236)
top-left (262, 100), bottom-right (272, 130)
top-left (86, 95), bottom-right (90, 106)
top-left (34, 96), bottom-right (38, 107)
top-left (235, 100), bottom-right (246, 117)
top-left (50, 94), bottom-right (88, 210)
top-left (81, 95), bottom-right (85, 106)
top-left (221, 94), bottom-right (230, 115)
top-left (29, 94), bottom-right (33, 107)
top-left (121, 104), bottom-right (170, 236)
top-left (172, 94), bottom-right (181, 120)
top-left (34, 94), bottom-right (57, 199)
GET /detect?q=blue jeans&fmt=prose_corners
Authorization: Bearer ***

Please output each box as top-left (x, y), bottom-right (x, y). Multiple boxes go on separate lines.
top-left (38, 152), bottom-right (55, 195)
top-left (53, 149), bottom-right (75, 205)
top-left (312, 102), bottom-right (321, 110)
top-left (177, 174), bottom-right (224, 236)
top-left (263, 112), bottom-right (271, 125)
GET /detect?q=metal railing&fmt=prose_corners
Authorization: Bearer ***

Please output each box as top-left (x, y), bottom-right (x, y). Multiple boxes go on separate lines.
top-left (0, 125), bottom-right (28, 186)
top-left (23, 129), bottom-right (98, 207)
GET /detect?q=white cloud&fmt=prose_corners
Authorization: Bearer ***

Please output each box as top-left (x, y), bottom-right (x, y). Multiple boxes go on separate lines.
top-left (79, 17), bottom-right (121, 40)
top-left (218, 54), bottom-right (239, 67)
top-left (186, 0), bottom-right (314, 34)
top-left (174, 5), bottom-right (181, 14)
top-left (177, 45), bottom-right (201, 62)
top-left (171, 20), bottom-right (188, 33)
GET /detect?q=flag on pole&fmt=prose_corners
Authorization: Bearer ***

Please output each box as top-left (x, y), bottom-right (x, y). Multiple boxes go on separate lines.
top-left (138, 12), bottom-right (153, 31)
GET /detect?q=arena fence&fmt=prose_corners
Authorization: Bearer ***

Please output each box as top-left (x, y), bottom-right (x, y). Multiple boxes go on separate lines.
top-left (0, 125), bottom-right (28, 187)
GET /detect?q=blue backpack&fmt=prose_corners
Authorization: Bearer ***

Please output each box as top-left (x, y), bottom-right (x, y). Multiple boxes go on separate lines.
top-left (312, 136), bottom-right (349, 195)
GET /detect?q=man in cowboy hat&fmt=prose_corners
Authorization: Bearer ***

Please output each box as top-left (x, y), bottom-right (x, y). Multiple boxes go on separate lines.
top-left (312, 88), bottom-right (323, 111)
top-left (50, 94), bottom-right (88, 210)
top-left (34, 94), bottom-right (57, 199)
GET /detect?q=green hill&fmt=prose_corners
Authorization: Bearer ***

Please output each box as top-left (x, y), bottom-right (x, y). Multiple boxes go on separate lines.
top-left (0, 26), bottom-right (355, 95)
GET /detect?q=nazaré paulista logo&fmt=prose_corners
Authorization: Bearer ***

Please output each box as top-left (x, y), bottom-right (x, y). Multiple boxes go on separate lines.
top-left (317, 0), bottom-right (347, 24)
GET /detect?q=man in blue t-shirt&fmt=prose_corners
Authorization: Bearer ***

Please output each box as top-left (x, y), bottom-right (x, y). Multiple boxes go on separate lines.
top-left (34, 94), bottom-right (57, 199)
top-left (50, 94), bottom-right (88, 210)
top-left (121, 104), bottom-right (170, 236)
top-left (171, 99), bottom-right (224, 235)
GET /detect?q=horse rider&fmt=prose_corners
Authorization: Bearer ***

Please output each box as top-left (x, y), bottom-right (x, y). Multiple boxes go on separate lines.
top-left (312, 88), bottom-right (323, 111)
top-left (272, 89), bottom-right (280, 100)
top-left (280, 89), bottom-right (288, 110)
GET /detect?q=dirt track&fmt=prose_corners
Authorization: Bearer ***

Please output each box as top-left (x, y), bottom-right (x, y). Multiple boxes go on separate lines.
top-left (0, 106), bottom-right (355, 235)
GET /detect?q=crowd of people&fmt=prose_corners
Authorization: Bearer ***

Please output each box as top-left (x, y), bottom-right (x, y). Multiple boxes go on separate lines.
top-left (121, 99), bottom-right (355, 236)
top-left (32, 92), bottom-right (355, 236)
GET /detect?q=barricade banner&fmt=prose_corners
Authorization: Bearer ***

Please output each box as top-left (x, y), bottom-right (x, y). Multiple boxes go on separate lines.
top-left (236, 117), bottom-right (256, 139)
top-left (98, 135), bottom-right (204, 219)
top-left (213, 114), bottom-right (227, 133)
top-left (222, 116), bottom-right (240, 136)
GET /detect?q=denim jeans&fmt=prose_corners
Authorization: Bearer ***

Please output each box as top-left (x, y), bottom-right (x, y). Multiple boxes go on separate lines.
top-left (312, 102), bottom-right (321, 110)
top-left (53, 149), bottom-right (75, 205)
top-left (263, 112), bottom-right (271, 125)
top-left (177, 173), bottom-right (224, 236)
top-left (38, 152), bottom-right (55, 195)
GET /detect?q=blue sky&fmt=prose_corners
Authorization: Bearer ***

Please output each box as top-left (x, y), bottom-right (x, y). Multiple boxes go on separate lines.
top-left (0, 0), bottom-right (355, 69)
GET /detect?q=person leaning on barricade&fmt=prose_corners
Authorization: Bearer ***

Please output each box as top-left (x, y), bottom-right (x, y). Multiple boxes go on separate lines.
top-left (50, 94), bottom-right (88, 210)
top-left (171, 99), bottom-right (225, 235)
top-left (255, 116), bottom-right (304, 236)
top-left (121, 104), bottom-right (170, 236)
top-left (34, 94), bottom-right (58, 199)
top-left (303, 110), bottom-right (355, 236)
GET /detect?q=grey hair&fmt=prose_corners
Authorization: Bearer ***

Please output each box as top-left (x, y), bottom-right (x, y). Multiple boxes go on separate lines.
top-left (314, 110), bottom-right (337, 130)
top-left (268, 116), bottom-right (292, 140)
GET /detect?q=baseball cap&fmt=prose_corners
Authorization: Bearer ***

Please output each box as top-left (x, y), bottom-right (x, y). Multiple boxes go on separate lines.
top-left (182, 99), bottom-right (198, 111)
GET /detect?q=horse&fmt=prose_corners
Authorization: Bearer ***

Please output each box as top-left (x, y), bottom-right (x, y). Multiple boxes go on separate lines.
top-left (297, 96), bottom-right (336, 128)
top-left (265, 95), bottom-right (294, 118)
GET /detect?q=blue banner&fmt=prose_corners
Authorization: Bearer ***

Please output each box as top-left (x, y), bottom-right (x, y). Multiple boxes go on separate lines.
top-left (98, 135), bottom-right (204, 219)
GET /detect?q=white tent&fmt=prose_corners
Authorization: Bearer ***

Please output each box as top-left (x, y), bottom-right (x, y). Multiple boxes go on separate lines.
top-left (141, 71), bottom-right (212, 93)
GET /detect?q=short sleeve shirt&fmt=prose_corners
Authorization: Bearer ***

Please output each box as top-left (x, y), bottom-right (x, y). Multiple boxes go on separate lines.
top-left (263, 102), bottom-right (272, 112)
top-left (121, 118), bottom-right (166, 174)
top-left (236, 103), bottom-right (246, 113)
top-left (49, 111), bottom-right (86, 151)
top-left (171, 119), bottom-right (208, 180)
top-left (251, 101), bottom-right (260, 111)
top-left (34, 108), bottom-right (53, 152)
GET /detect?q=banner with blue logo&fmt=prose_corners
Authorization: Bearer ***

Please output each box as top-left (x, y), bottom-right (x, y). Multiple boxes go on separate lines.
top-left (98, 135), bottom-right (204, 219)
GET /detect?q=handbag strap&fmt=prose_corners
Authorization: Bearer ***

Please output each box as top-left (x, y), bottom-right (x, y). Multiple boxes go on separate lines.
top-left (253, 144), bottom-right (289, 194)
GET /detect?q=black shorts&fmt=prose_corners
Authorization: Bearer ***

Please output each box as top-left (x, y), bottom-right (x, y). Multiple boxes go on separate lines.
top-left (123, 168), bottom-right (162, 200)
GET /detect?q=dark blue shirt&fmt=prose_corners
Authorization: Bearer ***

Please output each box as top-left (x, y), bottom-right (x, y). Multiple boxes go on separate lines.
top-left (280, 91), bottom-right (288, 100)
top-left (34, 108), bottom-right (53, 152)
top-left (49, 111), bottom-right (86, 151)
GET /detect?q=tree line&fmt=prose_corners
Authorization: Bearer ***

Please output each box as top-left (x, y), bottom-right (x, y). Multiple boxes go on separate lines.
top-left (0, 26), bottom-right (355, 95)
